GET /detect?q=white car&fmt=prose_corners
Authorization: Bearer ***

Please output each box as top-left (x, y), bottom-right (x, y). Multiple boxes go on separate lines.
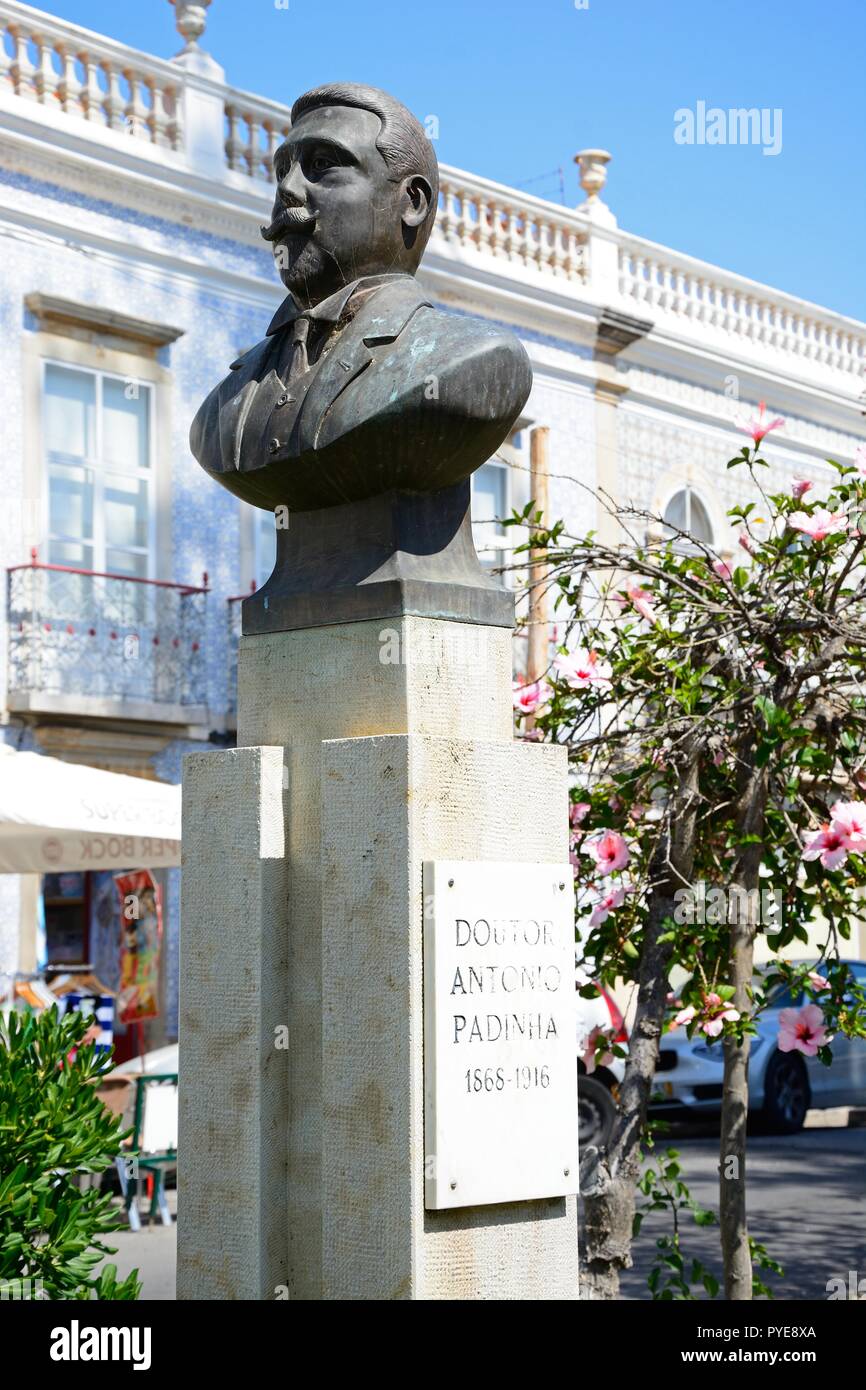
top-left (652, 960), bottom-right (866, 1132)
top-left (576, 972), bottom-right (628, 1152)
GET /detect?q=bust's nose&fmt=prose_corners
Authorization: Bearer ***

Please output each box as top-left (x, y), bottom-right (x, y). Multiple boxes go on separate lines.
top-left (276, 161), bottom-right (307, 208)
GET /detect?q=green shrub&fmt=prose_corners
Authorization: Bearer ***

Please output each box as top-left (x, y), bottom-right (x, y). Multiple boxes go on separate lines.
top-left (0, 1005), bottom-right (140, 1300)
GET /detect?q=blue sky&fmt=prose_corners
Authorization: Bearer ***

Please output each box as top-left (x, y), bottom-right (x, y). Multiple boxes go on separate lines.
top-left (43, 0), bottom-right (866, 320)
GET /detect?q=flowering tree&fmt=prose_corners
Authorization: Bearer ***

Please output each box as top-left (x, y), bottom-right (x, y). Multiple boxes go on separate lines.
top-left (510, 415), bottom-right (866, 1299)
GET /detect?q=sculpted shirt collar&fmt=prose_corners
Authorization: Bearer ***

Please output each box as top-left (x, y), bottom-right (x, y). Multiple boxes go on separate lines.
top-left (265, 272), bottom-right (412, 338)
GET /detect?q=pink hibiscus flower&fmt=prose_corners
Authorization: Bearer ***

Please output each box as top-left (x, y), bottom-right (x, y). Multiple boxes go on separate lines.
top-left (807, 971), bottom-right (829, 993)
top-left (625, 586), bottom-right (657, 624)
top-left (699, 992), bottom-right (741, 1037)
top-left (583, 830), bottom-right (630, 876)
top-left (712, 559), bottom-right (733, 581)
top-left (789, 509), bottom-right (848, 542)
top-left (555, 647), bottom-right (612, 690)
top-left (737, 401), bottom-right (784, 446)
top-left (589, 885), bottom-right (627, 927)
top-left (802, 824), bottom-right (849, 870)
top-left (570, 801), bottom-right (591, 828)
top-left (738, 530), bottom-right (757, 556)
top-left (512, 679), bottom-right (551, 716)
top-left (829, 800), bottom-right (866, 852)
top-left (791, 476), bottom-right (814, 500)
top-left (669, 994), bottom-right (740, 1035)
top-left (778, 1003), bottom-right (828, 1056)
top-left (853, 442), bottom-right (866, 476)
top-left (670, 1004), bottom-right (697, 1029)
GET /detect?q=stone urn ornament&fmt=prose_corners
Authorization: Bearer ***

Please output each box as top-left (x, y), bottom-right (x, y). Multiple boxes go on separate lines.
top-left (169, 0), bottom-right (212, 52)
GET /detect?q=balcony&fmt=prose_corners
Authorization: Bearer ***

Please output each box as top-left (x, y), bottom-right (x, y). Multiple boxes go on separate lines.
top-left (6, 556), bottom-right (209, 726)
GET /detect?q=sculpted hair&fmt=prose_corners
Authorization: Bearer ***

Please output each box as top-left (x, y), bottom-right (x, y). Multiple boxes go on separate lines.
top-left (290, 82), bottom-right (439, 251)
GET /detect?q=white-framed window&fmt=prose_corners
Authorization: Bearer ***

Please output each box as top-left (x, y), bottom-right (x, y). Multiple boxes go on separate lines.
top-left (662, 486), bottom-right (714, 546)
top-left (472, 460), bottom-right (510, 571)
top-left (471, 427), bottom-right (532, 580)
top-left (42, 360), bottom-right (154, 579)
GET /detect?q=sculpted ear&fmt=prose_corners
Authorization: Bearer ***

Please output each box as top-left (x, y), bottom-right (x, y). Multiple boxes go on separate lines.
top-left (401, 174), bottom-right (434, 230)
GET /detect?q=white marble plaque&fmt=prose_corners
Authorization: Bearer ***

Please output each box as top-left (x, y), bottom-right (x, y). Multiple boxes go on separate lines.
top-left (423, 859), bottom-right (579, 1210)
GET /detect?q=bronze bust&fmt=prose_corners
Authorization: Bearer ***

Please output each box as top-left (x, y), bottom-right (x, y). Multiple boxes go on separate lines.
top-left (190, 83), bottom-right (532, 632)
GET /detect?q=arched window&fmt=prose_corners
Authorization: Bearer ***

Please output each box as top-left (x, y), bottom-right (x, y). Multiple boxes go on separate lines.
top-left (662, 487), bottom-right (714, 545)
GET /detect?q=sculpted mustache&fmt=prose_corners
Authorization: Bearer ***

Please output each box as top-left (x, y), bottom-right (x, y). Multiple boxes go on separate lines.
top-left (260, 206), bottom-right (318, 242)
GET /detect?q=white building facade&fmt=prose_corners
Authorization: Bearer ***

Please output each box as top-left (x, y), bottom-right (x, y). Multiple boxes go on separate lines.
top-left (0, 0), bottom-right (864, 1039)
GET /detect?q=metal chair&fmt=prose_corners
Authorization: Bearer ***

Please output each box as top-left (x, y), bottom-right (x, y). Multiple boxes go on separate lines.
top-left (115, 1072), bottom-right (178, 1231)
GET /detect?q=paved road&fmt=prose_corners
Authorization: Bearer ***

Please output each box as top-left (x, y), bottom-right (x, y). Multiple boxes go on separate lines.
top-left (619, 1123), bottom-right (866, 1301)
top-left (105, 1192), bottom-right (176, 1301)
top-left (106, 1123), bottom-right (865, 1300)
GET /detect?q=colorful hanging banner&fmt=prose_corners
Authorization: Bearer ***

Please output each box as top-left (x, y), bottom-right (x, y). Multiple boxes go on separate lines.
top-left (114, 869), bottom-right (162, 1024)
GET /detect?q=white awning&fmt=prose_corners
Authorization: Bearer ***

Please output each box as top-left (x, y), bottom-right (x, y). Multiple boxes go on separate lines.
top-left (0, 746), bottom-right (181, 872)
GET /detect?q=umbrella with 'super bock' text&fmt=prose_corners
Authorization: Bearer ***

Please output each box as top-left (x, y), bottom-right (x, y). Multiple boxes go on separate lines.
top-left (0, 745), bottom-right (181, 873)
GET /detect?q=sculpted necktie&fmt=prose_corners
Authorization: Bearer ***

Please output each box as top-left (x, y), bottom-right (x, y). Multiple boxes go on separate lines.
top-left (286, 314), bottom-right (311, 384)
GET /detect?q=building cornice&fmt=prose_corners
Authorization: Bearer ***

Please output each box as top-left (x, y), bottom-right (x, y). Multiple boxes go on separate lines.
top-left (25, 292), bottom-right (185, 346)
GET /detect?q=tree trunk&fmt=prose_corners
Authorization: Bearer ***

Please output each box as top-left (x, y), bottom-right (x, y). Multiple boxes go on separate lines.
top-left (580, 748), bottom-right (701, 1298)
top-left (719, 762), bottom-right (768, 1299)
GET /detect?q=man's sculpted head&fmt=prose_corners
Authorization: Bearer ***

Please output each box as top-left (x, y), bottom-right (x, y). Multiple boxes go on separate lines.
top-left (261, 83), bottom-right (439, 308)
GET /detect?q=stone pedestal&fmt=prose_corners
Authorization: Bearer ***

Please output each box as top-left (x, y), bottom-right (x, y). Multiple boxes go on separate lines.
top-left (178, 616), bottom-right (578, 1300)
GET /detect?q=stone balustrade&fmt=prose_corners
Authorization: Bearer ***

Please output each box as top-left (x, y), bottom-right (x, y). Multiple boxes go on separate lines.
top-left (224, 97), bottom-right (290, 181)
top-left (0, 0), bottom-right (183, 149)
top-left (618, 238), bottom-right (866, 382)
top-left (433, 171), bottom-right (588, 283)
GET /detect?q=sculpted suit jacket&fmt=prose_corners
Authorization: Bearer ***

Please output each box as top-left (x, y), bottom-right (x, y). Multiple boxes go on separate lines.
top-left (189, 273), bottom-right (532, 514)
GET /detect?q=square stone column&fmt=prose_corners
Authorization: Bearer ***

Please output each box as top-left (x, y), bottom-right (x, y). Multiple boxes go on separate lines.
top-left (177, 745), bottom-right (288, 1300)
top-left (321, 733), bottom-right (577, 1299)
top-left (179, 616), bottom-right (578, 1299)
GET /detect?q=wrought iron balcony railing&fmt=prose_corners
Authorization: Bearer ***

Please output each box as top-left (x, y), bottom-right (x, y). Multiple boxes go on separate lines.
top-left (6, 554), bottom-right (209, 719)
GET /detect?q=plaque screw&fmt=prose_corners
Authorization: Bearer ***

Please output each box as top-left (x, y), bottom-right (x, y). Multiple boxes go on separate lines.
top-left (448, 878), bottom-right (454, 887)
top-left (564, 1168), bottom-right (570, 1177)
top-left (268, 438), bottom-right (280, 453)
top-left (559, 882), bottom-right (565, 891)
top-left (450, 1181), bottom-right (457, 1190)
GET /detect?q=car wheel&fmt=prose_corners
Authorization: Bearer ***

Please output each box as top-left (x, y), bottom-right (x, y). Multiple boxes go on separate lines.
top-left (578, 1074), bottom-right (617, 1151)
top-left (762, 1050), bottom-right (810, 1134)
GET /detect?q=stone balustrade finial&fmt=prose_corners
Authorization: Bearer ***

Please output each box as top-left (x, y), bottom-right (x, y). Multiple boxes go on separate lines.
top-left (574, 148), bottom-right (612, 204)
top-left (169, 0), bottom-right (212, 52)
top-left (574, 148), bottom-right (616, 227)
